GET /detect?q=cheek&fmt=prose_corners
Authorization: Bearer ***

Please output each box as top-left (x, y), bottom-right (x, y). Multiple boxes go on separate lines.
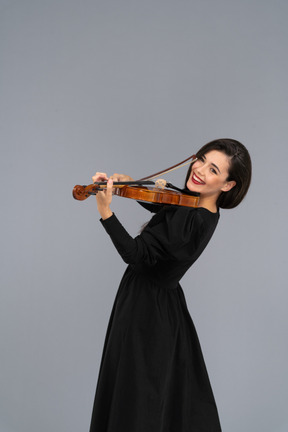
top-left (207, 176), bottom-right (223, 187)
top-left (193, 161), bottom-right (201, 170)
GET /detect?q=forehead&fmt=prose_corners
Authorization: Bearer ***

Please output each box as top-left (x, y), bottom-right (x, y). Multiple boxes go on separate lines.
top-left (204, 150), bottom-right (231, 171)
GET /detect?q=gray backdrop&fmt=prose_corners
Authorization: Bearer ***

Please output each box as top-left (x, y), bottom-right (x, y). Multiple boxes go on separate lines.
top-left (1, 1), bottom-right (287, 431)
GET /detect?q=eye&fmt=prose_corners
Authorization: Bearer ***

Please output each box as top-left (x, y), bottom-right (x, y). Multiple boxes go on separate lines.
top-left (210, 168), bottom-right (217, 174)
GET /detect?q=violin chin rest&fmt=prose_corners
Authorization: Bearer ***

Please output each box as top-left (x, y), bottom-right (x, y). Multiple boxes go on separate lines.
top-left (154, 179), bottom-right (167, 189)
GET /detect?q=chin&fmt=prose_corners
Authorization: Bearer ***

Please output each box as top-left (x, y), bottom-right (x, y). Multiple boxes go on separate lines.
top-left (187, 180), bottom-right (200, 193)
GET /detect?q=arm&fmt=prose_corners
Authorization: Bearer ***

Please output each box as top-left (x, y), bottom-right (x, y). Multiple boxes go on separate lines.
top-left (100, 206), bottom-right (203, 266)
top-left (91, 171), bottom-right (159, 265)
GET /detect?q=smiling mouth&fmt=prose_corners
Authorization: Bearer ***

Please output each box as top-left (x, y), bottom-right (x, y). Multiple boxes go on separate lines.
top-left (191, 173), bottom-right (205, 185)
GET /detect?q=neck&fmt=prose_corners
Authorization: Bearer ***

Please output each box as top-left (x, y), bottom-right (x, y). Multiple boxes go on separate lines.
top-left (198, 196), bottom-right (218, 213)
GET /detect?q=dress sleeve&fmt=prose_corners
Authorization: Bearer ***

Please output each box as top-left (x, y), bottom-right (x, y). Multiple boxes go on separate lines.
top-left (100, 207), bottom-right (204, 265)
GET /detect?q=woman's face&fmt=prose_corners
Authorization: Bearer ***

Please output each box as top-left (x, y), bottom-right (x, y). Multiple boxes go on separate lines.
top-left (186, 150), bottom-right (236, 204)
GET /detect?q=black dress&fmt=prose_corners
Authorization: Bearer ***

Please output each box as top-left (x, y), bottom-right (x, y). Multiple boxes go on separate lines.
top-left (90, 205), bottom-right (222, 432)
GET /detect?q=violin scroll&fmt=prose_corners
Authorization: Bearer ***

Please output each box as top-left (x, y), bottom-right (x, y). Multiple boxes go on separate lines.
top-left (73, 184), bottom-right (99, 200)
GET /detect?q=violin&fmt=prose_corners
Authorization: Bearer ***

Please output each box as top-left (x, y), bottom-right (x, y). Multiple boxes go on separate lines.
top-left (73, 182), bottom-right (199, 208)
top-left (72, 154), bottom-right (200, 208)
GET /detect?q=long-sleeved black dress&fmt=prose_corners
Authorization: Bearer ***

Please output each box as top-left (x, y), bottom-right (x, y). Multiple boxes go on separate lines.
top-left (90, 204), bottom-right (222, 432)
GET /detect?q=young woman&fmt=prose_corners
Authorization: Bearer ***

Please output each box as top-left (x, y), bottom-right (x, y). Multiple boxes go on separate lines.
top-left (89, 139), bottom-right (252, 432)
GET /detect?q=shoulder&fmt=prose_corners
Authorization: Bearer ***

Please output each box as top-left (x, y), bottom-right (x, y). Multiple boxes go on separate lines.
top-left (150, 206), bottom-right (207, 238)
top-left (163, 205), bottom-right (218, 224)
top-left (165, 206), bottom-right (220, 240)
top-left (196, 207), bottom-right (220, 223)
top-left (146, 205), bottom-right (219, 234)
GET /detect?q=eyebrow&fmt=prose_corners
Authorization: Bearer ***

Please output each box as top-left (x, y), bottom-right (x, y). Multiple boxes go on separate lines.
top-left (203, 155), bottom-right (221, 174)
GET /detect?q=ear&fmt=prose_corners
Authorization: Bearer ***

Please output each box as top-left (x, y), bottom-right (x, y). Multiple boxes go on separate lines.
top-left (221, 180), bottom-right (236, 193)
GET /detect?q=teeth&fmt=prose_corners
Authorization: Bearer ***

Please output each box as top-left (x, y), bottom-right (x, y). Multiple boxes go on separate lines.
top-left (193, 174), bottom-right (205, 184)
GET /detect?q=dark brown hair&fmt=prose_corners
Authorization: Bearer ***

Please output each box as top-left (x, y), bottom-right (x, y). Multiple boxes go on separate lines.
top-left (184, 138), bottom-right (252, 209)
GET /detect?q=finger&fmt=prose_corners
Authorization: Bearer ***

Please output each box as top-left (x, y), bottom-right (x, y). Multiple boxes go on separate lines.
top-left (107, 177), bottom-right (113, 188)
top-left (106, 178), bottom-right (114, 200)
top-left (111, 173), bottom-right (133, 182)
top-left (92, 172), bottom-right (109, 183)
top-left (110, 173), bottom-right (120, 181)
top-left (92, 172), bottom-right (108, 182)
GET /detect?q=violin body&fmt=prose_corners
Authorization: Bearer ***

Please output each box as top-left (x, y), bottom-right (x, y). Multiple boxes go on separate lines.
top-left (73, 183), bottom-right (199, 208)
top-left (115, 185), bottom-right (199, 207)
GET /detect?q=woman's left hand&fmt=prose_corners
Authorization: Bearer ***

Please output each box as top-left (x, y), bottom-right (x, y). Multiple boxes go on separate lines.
top-left (92, 172), bottom-right (114, 220)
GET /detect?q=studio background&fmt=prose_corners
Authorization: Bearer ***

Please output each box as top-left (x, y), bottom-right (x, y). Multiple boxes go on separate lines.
top-left (1, 1), bottom-right (287, 431)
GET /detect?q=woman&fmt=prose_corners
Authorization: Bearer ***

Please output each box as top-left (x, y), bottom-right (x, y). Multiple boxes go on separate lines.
top-left (89, 139), bottom-right (252, 432)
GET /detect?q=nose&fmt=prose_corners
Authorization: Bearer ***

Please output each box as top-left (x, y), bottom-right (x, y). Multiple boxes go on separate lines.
top-left (194, 160), bottom-right (206, 179)
top-left (195, 162), bottom-right (205, 175)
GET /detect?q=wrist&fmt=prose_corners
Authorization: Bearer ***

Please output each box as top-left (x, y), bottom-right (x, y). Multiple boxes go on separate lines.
top-left (99, 207), bottom-right (113, 220)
